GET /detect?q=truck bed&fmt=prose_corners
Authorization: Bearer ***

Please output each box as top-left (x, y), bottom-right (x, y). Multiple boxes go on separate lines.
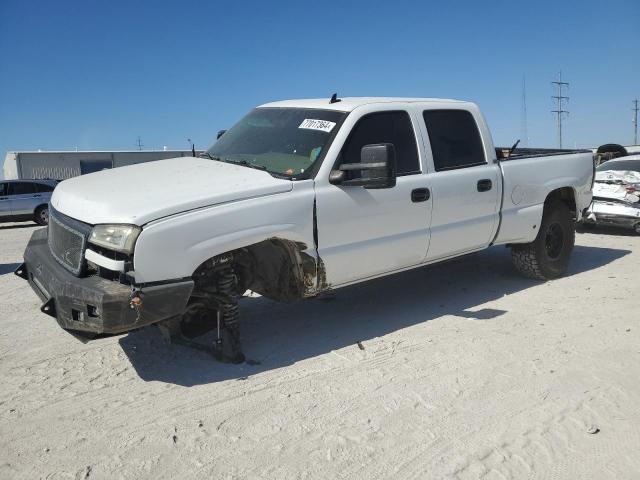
top-left (496, 147), bottom-right (592, 161)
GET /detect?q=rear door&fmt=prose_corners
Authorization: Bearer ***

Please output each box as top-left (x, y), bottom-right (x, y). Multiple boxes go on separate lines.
top-left (418, 109), bottom-right (501, 261)
top-left (8, 182), bottom-right (39, 215)
top-left (0, 183), bottom-right (10, 218)
top-left (315, 108), bottom-right (432, 286)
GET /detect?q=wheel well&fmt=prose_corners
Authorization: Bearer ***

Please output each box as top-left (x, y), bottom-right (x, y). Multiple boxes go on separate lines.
top-left (545, 187), bottom-right (576, 217)
top-left (192, 238), bottom-right (320, 303)
top-left (33, 203), bottom-right (48, 215)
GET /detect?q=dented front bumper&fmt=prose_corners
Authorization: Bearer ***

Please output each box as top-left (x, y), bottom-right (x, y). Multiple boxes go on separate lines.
top-left (17, 228), bottom-right (194, 336)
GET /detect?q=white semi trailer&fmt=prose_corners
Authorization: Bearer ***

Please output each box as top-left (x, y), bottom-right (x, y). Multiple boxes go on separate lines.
top-left (3, 150), bottom-right (199, 180)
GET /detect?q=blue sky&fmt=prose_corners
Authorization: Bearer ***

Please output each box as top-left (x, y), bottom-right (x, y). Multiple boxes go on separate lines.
top-left (1, 0), bottom-right (639, 173)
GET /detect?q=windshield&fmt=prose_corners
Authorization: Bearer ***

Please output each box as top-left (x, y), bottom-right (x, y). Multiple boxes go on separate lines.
top-left (596, 159), bottom-right (640, 172)
top-left (207, 108), bottom-right (347, 178)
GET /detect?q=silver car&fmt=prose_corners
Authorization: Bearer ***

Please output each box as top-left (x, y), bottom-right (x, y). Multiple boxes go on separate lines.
top-left (0, 179), bottom-right (58, 226)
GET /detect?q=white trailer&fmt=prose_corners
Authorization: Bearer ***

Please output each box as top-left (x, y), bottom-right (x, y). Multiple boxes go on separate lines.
top-left (3, 150), bottom-right (200, 180)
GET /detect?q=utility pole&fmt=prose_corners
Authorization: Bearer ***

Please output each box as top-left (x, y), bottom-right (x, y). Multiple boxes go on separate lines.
top-left (136, 136), bottom-right (144, 151)
top-left (551, 71), bottom-right (569, 148)
top-left (633, 99), bottom-right (639, 145)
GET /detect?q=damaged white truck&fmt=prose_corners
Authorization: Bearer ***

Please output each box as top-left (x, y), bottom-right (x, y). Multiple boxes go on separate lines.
top-left (16, 97), bottom-right (595, 363)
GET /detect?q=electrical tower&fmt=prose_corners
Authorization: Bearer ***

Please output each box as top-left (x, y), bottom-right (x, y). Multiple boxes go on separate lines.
top-left (136, 136), bottom-right (144, 151)
top-left (633, 99), bottom-right (639, 145)
top-left (551, 72), bottom-right (569, 148)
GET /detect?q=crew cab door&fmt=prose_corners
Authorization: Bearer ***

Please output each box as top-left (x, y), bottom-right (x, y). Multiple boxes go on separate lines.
top-left (314, 108), bottom-right (432, 286)
top-left (417, 108), bottom-right (501, 261)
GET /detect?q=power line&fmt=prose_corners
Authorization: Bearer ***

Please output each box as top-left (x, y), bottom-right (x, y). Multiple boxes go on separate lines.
top-left (551, 71), bottom-right (569, 148)
top-left (633, 99), bottom-right (639, 145)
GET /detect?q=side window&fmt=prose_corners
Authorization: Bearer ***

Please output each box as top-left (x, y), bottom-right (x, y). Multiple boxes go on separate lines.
top-left (36, 183), bottom-right (55, 193)
top-left (9, 182), bottom-right (37, 195)
top-left (341, 111), bottom-right (420, 176)
top-left (0, 183), bottom-right (6, 196)
top-left (422, 110), bottom-right (486, 171)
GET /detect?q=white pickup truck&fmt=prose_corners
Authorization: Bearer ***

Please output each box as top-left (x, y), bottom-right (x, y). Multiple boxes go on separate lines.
top-left (17, 97), bottom-right (594, 363)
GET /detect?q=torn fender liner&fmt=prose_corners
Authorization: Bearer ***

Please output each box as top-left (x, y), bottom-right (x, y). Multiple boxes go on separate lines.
top-left (21, 228), bottom-right (194, 336)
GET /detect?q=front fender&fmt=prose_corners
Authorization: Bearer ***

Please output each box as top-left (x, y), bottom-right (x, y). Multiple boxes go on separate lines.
top-left (132, 181), bottom-right (316, 283)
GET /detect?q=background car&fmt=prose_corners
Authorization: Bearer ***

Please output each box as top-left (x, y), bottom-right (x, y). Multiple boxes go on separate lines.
top-left (0, 179), bottom-right (58, 226)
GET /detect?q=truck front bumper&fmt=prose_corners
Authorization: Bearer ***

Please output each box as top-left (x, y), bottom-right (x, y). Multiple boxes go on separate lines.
top-left (17, 228), bottom-right (194, 336)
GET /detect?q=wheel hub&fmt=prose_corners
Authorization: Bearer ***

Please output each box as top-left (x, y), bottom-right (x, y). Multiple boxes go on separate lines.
top-left (545, 222), bottom-right (564, 259)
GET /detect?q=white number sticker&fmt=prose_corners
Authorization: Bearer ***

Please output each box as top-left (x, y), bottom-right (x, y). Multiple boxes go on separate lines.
top-left (298, 119), bottom-right (336, 133)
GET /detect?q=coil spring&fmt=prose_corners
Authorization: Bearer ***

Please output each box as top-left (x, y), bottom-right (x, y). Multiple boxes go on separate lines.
top-left (217, 269), bottom-right (239, 330)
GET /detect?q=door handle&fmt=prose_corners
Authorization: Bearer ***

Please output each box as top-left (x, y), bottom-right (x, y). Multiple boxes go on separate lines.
top-left (411, 188), bottom-right (430, 203)
top-left (477, 179), bottom-right (492, 192)
top-left (0, 197), bottom-right (7, 200)
top-left (33, 194), bottom-right (42, 198)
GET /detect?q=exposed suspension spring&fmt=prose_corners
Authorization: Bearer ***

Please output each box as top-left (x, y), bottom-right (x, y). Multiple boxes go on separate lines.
top-left (217, 268), bottom-right (239, 330)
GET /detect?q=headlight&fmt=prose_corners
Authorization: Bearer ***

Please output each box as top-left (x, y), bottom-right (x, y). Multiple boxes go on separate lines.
top-left (89, 224), bottom-right (141, 254)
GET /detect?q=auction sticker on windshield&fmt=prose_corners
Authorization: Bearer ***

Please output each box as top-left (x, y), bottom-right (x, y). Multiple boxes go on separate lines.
top-left (298, 119), bottom-right (336, 133)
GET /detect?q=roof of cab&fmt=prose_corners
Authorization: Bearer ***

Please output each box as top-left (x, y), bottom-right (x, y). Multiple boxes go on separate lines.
top-left (258, 97), bottom-right (468, 112)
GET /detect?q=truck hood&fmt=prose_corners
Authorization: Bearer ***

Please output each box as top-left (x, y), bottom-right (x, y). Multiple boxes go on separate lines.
top-left (51, 157), bottom-right (293, 225)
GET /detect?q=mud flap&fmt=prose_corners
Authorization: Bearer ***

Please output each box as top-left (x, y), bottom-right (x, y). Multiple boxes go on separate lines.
top-left (40, 297), bottom-right (57, 318)
top-left (14, 262), bottom-right (28, 280)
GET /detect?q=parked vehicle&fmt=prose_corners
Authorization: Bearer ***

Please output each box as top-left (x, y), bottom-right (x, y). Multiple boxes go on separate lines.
top-left (0, 179), bottom-right (57, 225)
top-left (583, 155), bottom-right (640, 233)
top-left (16, 97), bottom-right (594, 363)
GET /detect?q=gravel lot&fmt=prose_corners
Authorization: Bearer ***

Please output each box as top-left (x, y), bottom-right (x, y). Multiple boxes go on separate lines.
top-left (1, 222), bottom-right (639, 479)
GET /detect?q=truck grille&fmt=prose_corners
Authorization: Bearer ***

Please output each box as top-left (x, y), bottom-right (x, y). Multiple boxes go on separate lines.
top-left (48, 210), bottom-right (88, 276)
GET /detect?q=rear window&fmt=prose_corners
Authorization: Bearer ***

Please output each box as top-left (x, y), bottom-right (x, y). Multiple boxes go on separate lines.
top-left (9, 182), bottom-right (37, 195)
top-left (423, 110), bottom-right (486, 171)
top-left (596, 159), bottom-right (640, 172)
top-left (0, 183), bottom-right (6, 196)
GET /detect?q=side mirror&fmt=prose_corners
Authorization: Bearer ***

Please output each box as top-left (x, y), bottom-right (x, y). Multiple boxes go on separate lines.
top-left (217, 129), bottom-right (227, 140)
top-left (329, 143), bottom-right (397, 189)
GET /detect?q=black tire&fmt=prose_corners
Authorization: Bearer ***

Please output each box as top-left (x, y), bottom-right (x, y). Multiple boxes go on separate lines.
top-left (634, 223), bottom-right (640, 235)
top-left (511, 201), bottom-right (575, 280)
top-left (596, 143), bottom-right (628, 157)
top-left (34, 205), bottom-right (49, 226)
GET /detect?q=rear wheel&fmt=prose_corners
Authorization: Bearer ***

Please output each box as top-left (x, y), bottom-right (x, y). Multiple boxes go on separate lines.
top-left (511, 201), bottom-right (575, 280)
top-left (34, 205), bottom-right (49, 226)
top-left (634, 223), bottom-right (640, 235)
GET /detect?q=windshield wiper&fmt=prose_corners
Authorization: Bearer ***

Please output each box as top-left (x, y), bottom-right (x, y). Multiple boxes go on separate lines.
top-left (198, 152), bottom-right (221, 161)
top-left (225, 159), bottom-right (268, 171)
top-left (199, 154), bottom-right (290, 179)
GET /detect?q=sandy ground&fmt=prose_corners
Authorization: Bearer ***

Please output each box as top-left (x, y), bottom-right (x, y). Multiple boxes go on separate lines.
top-left (0, 222), bottom-right (639, 480)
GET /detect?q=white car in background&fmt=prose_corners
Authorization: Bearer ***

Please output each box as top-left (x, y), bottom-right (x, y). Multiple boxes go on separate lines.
top-left (584, 155), bottom-right (640, 234)
top-left (0, 179), bottom-right (57, 226)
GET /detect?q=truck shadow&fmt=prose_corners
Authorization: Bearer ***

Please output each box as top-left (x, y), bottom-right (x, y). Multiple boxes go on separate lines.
top-left (0, 223), bottom-right (38, 230)
top-left (119, 244), bottom-right (630, 386)
top-left (577, 225), bottom-right (638, 237)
